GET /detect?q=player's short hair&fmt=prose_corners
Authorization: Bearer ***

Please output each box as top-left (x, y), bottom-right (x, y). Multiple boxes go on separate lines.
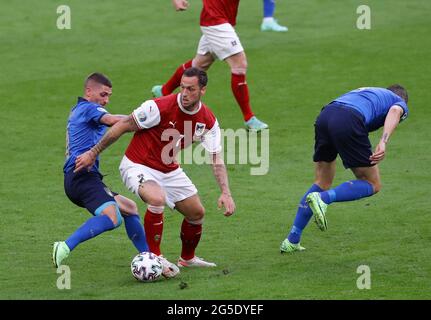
top-left (183, 67), bottom-right (208, 88)
top-left (85, 72), bottom-right (112, 88)
top-left (387, 84), bottom-right (408, 103)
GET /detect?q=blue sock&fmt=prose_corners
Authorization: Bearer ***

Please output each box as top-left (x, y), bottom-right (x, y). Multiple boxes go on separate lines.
top-left (320, 180), bottom-right (374, 204)
top-left (263, 0), bottom-right (276, 17)
top-left (287, 184), bottom-right (324, 244)
top-left (124, 214), bottom-right (149, 253)
top-left (65, 215), bottom-right (115, 251)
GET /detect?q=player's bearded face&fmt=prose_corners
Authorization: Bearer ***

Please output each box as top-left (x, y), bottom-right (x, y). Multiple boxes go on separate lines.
top-left (86, 84), bottom-right (112, 107)
top-left (180, 76), bottom-right (205, 110)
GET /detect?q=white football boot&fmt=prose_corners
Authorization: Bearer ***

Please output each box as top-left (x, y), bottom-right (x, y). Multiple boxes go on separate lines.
top-left (177, 256), bottom-right (217, 268)
top-left (158, 255), bottom-right (180, 278)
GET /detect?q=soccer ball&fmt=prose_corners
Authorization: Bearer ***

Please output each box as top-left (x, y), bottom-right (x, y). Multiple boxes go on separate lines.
top-left (131, 252), bottom-right (163, 282)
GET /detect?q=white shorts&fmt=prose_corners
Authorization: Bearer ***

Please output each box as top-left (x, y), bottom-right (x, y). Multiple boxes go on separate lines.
top-left (119, 156), bottom-right (198, 209)
top-left (197, 23), bottom-right (244, 60)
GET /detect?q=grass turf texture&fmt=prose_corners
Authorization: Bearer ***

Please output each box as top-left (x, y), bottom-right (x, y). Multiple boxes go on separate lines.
top-left (0, 0), bottom-right (430, 299)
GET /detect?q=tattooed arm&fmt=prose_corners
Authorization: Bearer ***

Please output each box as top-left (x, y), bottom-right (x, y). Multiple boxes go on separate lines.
top-left (211, 153), bottom-right (236, 216)
top-left (369, 105), bottom-right (404, 165)
top-left (74, 115), bottom-right (139, 172)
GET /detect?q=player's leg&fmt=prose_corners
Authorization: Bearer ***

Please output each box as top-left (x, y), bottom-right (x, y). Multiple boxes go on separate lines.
top-left (192, 52), bottom-right (215, 71)
top-left (119, 157), bottom-right (167, 256)
top-left (53, 172), bottom-right (123, 267)
top-left (261, 0), bottom-right (288, 32)
top-left (306, 166), bottom-right (376, 233)
top-left (281, 161), bottom-right (336, 253)
top-left (152, 60), bottom-right (193, 97)
top-left (317, 166), bottom-right (378, 206)
top-left (153, 52), bottom-right (214, 96)
top-left (115, 194), bottom-right (149, 253)
top-left (53, 204), bottom-right (120, 268)
top-left (138, 181), bottom-right (180, 278)
top-left (152, 31), bottom-right (218, 97)
top-left (306, 106), bottom-right (376, 230)
top-left (53, 205), bottom-right (120, 266)
top-left (137, 180), bottom-right (181, 278)
top-left (174, 195), bottom-right (216, 267)
top-left (162, 167), bottom-right (215, 267)
top-left (152, 53), bottom-right (214, 97)
top-left (281, 107), bottom-right (337, 252)
top-left (152, 34), bottom-right (215, 97)
top-left (351, 166), bottom-right (381, 194)
top-left (118, 156), bottom-right (179, 278)
top-left (200, 23), bottom-right (267, 129)
top-left (137, 180), bottom-right (166, 256)
top-left (225, 51), bottom-right (268, 130)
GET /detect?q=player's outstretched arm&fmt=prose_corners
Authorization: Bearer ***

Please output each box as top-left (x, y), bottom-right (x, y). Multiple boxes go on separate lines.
top-left (210, 153), bottom-right (236, 216)
top-left (172, 0), bottom-right (189, 11)
top-left (370, 105), bottom-right (404, 165)
top-left (99, 114), bottom-right (128, 127)
top-left (74, 115), bottom-right (139, 172)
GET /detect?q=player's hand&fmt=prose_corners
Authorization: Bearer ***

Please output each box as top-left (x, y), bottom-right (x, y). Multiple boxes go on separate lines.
top-left (370, 140), bottom-right (386, 164)
top-left (172, 0), bottom-right (189, 11)
top-left (74, 150), bottom-right (97, 173)
top-left (218, 193), bottom-right (235, 217)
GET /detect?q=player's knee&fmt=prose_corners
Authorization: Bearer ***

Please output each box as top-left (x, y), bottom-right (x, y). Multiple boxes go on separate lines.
top-left (371, 181), bottom-right (382, 194)
top-left (186, 216), bottom-right (204, 226)
top-left (197, 206), bottom-right (205, 219)
top-left (127, 201), bottom-right (138, 214)
top-left (100, 204), bottom-right (123, 228)
top-left (121, 199), bottom-right (138, 215)
top-left (315, 180), bottom-right (332, 190)
top-left (187, 206), bottom-right (205, 222)
top-left (148, 205), bottom-right (164, 214)
top-left (230, 56), bottom-right (248, 74)
top-left (231, 65), bottom-right (247, 75)
top-left (146, 193), bottom-right (166, 207)
top-left (194, 59), bottom-right (211, 71)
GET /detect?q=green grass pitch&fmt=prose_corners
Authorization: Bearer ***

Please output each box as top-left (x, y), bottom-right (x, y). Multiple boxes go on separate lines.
top-left (1, 0), bottom-right (430, 299)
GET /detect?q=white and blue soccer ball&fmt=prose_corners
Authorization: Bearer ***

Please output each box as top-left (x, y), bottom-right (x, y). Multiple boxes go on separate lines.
top-left (131, 252), bottom-right (163, 282)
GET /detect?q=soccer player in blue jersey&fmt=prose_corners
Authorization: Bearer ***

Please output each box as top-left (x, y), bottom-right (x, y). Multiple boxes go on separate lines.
top-left (280, 85), bottom-right (409, 253)
top-left (261, 0), bottom-right (288, 32)
top-left (53, 73), bottom-right (179, 278)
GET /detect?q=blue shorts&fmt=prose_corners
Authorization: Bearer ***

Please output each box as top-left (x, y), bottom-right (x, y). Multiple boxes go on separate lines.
top-left (313, 103), bottom-right (373, 169)
top-left (64, 170), bottom-right (118, 215)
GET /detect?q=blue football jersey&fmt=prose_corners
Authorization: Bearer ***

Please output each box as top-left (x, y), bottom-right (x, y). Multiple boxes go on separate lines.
top-left (63, 97), bottom-right (109, 173)
top-left (332, 87), bottom-right (409, 132)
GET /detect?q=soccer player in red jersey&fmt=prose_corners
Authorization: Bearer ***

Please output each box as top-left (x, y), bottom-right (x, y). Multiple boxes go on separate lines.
top-left (75, 68), bottom-right (236, 269)
top-left (151, 0), bottom-right (269, 131)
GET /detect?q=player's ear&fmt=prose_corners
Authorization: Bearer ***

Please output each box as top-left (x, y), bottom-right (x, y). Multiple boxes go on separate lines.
top-left (200, 86), bottom-right (207, 96)
top-left (85, 85), bottom-right (92, 97)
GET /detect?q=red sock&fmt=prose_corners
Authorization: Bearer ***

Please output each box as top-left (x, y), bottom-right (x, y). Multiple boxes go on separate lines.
top-left (231, 73), bottom-right (254, 121)
top-left (180, 219), bottom-right (202, 260)
top-left (162, 60), bottom-right (193, 95)
top-left (144, 209), bottom-right (163, 256)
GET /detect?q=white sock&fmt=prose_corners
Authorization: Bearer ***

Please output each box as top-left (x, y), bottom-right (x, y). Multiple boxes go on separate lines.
top-left (263, 17), bottom-right (275, 23)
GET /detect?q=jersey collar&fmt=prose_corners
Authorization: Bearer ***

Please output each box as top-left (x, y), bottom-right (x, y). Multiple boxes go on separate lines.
top-left (77, 97), bottom-right (88, 103)
top-left (177, 93), bottom-right (201, 115)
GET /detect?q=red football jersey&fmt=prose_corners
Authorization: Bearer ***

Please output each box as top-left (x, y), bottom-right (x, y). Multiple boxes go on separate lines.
top-left (125, 94), bottom-right (222, 173)
top-left (200, 0), bottom-right (240, 27)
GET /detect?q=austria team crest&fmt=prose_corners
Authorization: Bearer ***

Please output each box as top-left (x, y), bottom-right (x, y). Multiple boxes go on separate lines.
top-left (194, 122), bottom-right (206, 136)
top-left (137, 110), bottom-right (147, 122)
